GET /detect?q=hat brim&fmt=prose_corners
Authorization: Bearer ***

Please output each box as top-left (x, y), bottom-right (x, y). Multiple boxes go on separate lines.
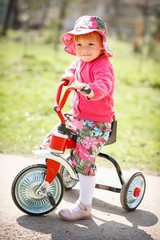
top-left (62, 29), bottom-right (113, 57)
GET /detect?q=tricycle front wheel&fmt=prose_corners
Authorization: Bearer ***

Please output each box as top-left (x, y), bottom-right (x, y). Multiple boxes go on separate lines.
top-left (120, 172), bottom-right (146, 211)
top-left (11, 164), bottom-right (63, 215)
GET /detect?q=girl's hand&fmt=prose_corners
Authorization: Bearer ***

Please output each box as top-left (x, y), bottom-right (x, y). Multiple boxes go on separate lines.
top-left (60, 73), bottom-right (74, 85)
top-left (75, 82), bottom-right (94, 99)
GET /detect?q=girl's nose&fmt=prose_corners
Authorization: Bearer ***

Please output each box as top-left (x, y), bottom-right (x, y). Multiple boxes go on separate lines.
top-left (81, 46), bottom-right (88, 52)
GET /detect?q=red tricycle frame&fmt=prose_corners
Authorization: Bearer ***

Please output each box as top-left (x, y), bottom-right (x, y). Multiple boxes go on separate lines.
top-left (11, 80), bottom-right (146, 215)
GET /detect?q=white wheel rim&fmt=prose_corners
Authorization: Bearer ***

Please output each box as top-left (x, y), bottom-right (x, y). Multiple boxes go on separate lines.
top-left (15, 167), bottom-right (62, 214)
top-left (126, 175), bottom-right (145, 209)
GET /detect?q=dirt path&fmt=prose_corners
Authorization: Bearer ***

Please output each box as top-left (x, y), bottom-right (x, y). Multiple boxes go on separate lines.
top-left (0, 153), bottom-right (159, 240)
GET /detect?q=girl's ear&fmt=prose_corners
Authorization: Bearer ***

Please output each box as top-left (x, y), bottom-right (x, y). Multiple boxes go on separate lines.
top-left (101, 43), bottom-right (104, 50)
top-left (101, 46), bottom-right (105, 54)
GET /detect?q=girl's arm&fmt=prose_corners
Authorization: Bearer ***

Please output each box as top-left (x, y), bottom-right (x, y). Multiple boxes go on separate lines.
top-left (60, 60), bottom-right (77, 85)
top-left (88, 63), bottom-right (115, 101)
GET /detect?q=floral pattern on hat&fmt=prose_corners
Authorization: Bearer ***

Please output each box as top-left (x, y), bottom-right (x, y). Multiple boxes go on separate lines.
top-left (62, 15), bottom-right (113, 57)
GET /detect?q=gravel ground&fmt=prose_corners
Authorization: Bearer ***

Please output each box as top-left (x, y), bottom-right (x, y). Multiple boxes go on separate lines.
top-left (0, 153), bottom-right (160, 240)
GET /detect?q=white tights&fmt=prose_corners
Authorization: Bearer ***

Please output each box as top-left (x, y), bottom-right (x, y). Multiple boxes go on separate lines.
top-left (70, 173), bottom-right (96, 212)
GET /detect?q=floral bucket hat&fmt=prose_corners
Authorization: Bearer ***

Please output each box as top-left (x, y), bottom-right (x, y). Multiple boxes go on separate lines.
top-left (62, 15), bottom-right (113, 57)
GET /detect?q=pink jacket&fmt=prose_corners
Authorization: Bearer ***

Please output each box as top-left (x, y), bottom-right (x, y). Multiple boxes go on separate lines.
top-left (66, 54), bottom-right (115, 123)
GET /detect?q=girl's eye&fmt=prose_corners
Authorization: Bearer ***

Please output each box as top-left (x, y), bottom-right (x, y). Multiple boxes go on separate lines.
top-left (89, 43), bottom-right (94, 46)
top-left (76, 43), bottom-right (81, 46)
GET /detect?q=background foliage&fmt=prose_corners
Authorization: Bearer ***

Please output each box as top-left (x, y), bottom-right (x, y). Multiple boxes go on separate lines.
top-left (0, 30), bottom-right (159, 174)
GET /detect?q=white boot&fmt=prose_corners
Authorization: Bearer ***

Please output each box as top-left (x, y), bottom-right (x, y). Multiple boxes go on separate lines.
top-left (59, 173), bottom-right (96, 221)
top-left (58, 201), bottom-right (92, 221)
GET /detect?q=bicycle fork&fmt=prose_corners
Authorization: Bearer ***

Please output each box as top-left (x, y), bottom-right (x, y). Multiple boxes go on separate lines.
top-left (33, 149), bottom-right (78, 205)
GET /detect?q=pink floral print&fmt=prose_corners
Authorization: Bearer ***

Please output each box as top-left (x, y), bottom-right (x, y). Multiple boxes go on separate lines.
top-left (62, 15), bottom-right (113, 57)
top-left (71, 118), bottom-right (111, 176)
top-left (82, 137), bottom-right (98, 150)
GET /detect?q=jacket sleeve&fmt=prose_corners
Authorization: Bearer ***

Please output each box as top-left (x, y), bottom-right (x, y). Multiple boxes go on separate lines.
top-left (88, 61), bottom-right (115, 101)
top-left (64, 59), bottom-right (78, 85)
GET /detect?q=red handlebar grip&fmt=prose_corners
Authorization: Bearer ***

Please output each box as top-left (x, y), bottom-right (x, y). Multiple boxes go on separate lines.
top-left (54, 82), bottom-right (75, 124)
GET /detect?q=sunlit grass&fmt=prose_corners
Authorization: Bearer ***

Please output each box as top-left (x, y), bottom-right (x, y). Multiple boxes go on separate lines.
top-left (0, 31), bottom-right (159, 173)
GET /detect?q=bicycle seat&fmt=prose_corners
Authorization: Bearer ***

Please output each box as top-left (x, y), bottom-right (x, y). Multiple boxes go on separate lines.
top-left (104, 120), bottom-right (117, 145)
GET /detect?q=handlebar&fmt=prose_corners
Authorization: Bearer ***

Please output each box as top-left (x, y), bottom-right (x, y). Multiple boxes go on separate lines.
top-left (54, 81), bottom-right (91, 124)
top-left (54, 80), bottom-right (115, 124)
top-left (76, 87), bottom-right (91, 95)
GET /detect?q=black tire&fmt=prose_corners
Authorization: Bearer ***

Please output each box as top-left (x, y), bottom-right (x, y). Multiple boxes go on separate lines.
top-left (11, 164), bottom-right (63, 215)
top-left (120, 172), bottom-right (146, 211)
top-left (59, 157), bottom-right (78, 191)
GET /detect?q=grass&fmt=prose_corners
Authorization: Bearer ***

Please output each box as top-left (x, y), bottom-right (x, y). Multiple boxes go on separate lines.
top-left (0, 30), bottom-right (160, 174)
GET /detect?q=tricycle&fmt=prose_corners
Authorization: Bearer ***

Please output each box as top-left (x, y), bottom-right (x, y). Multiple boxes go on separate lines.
top-left (11, 80), bottom-right (146, 215)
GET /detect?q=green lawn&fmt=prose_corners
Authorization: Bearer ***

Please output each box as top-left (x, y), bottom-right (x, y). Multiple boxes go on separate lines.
top-left (0, 31), bottom-right (160, 173)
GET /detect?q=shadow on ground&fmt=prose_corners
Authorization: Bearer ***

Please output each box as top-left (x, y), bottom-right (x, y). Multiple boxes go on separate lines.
top-left (17, 189), bottom-right (158, 240)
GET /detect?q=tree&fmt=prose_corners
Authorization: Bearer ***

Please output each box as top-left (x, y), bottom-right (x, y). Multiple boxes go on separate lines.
top-left (2, 0), bottom-right (20, 35)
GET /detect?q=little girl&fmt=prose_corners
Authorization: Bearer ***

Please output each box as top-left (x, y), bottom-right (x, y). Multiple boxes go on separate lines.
top-left (59, 15), bottom-right (115, 221)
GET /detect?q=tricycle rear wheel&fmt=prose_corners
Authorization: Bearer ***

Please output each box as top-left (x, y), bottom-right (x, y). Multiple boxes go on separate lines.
top-left (120, 172), bottom-right (146, 211)
top-left (59, 156), bottom-right (78, 191)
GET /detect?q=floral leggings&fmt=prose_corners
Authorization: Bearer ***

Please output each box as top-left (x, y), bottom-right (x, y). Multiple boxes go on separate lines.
top-left (70, 118), bottom-right (111, 176)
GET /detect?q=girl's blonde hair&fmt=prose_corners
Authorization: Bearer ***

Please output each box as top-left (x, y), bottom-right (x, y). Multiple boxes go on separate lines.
top-left (73, 31), bottom-right (102, 44)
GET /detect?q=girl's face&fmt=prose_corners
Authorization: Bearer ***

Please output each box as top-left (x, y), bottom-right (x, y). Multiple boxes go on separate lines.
top-left (75, 37), bottom-right (104, 62)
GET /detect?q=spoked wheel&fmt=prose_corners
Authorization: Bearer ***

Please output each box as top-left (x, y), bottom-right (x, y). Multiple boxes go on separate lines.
top-left (11, 164), bottom-right (63, 215)
top-left (120, 172), bottom-right (146, 211)
top-left (59, 157), bottom-right (78, 191)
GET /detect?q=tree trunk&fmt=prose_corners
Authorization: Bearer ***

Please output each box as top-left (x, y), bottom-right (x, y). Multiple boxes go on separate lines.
top-left (54, 0), bottom-right (68, 49)
top-left (2, 0), bottom-right (13, 35)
